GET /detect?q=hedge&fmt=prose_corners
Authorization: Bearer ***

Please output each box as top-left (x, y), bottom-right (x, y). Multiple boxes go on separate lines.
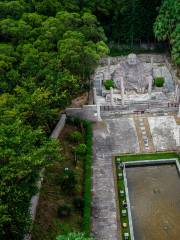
top-left (82, 121), bottom-right (93, 235)
top-left (65, 117), bottom-right (93, 236)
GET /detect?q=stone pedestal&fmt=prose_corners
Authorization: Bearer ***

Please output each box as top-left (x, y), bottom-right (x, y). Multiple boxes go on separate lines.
top-left (151, 57), bottom-right (154, 68)
top-left (120, 77), bottom-right (125, 106)
top-left (93, 87), bottom-right (97, 105)
top-left (108, 57), bottom-right (111, 71)
top-left (147, 76), bottom-right (153, 95)
top-left (175, 85), bottom-right (179, 102)
top-left (178, 104), bottom-right (180, 118)
top-left (110, 87), bottom-right (114, 105)
top-left (97, 104), bottom-right (102, 121)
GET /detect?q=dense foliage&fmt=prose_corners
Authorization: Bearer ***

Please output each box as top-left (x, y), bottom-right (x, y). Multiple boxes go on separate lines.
top-left (63, 0), bottom-right (162, 44)
top-left (0, 0), bottom-right (179, 239)
top-left (0, 1), bottom-right (108, 239)
top-left (154, 0), bottom-right (180, 65)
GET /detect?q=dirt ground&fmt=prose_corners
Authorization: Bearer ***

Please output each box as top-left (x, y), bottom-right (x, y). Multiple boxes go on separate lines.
top-left (126, 164), bottom-right (180, 240)
top-left (32, 124), bottom-right (84, 240)
top-left (70, 92), bottom-right (89, 108)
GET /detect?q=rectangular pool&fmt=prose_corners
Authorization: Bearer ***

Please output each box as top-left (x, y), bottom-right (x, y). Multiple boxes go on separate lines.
top-left (126, 163), bottom-right (180, 240)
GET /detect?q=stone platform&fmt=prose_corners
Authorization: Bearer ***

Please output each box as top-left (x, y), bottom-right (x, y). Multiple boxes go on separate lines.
top-left (91, 112), bottom-right (179, 240)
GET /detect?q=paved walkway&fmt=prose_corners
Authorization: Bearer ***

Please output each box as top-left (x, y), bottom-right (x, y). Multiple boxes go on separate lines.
top-left (91, 113), bottom-right (179, 240)
top-left (91, 118), bottom-right (140, 240)
top-left (92, 122), bottom-right (119, 240)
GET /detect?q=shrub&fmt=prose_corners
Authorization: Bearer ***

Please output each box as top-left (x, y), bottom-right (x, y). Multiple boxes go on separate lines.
top-left (66, 117), bottom-right (82, 127)
top-left (69, 131), bottom-right (83, 143)
top-left (59, 168), bottom-right (77, 192)
top-left (74, 144), bottom-right (87, 156)
top-left (104, 80), bottom-right (114, 90)
top-left (154, 77), bottom-right (164, 87)
top-left (73, 197), bottom-right (84, 211)
top-left (57, 204), bottom-right (71, 218)
top-left (82, 121), bottom-right (93, 235)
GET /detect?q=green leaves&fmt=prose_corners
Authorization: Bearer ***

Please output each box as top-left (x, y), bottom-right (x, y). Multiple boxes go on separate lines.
top-left (154, 0), bottom-right (180, 65)
top-left (171, 24), bottom-right (180, 65)
top-left (0, 1), bottom-right (108, 239)
top-left (58, 28), bottom-right (108, 80)
top-left (56, 232), bottom-right (94, 240)
top-left (0, 116), bottom-right (61, 239)
top-left (0, 18), bottom-right (32, 43)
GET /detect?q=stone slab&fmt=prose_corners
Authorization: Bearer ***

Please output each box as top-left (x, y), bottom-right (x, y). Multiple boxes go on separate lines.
top-left (148, 116), bottom-right (180, 151)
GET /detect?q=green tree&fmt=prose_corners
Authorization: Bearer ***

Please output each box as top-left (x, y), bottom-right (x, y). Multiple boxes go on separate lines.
top-left (0, 1), bottom-right (109, 239)
top-left (0, 118), bottom-right (61, 240)
top-left (154, 0), bottom-right (180, 65)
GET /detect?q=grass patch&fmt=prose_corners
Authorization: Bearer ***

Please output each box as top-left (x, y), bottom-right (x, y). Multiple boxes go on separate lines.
top-left (116, 163), bottom-right (131, 240)
top-left (116, 152), bottom-right (179, 162)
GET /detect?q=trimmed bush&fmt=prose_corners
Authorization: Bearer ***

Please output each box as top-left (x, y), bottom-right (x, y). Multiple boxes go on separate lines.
top-left (82, 121), bottom-right (93, 235)
top-left (74, 144), bottom-right (87, 156)
top-left (154, 77), bottom-right (164, 87)
top-left (104, 80), bottom-right (114, 90)
top-left (60, 119), bottom-right (93, 236)
top-left (59, 168), bottom-right (77, 192)
top-left (69, 131), bottom-right (83, 143)
top-left (57, 204), bottom-right (71, 218)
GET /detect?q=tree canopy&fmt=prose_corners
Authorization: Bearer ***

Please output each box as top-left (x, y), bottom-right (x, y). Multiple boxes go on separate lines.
top-left (0, 1), bottom-right (108, 239)
top-left (154, 0), bottom-right (180, 65)
top-left (0, 0), bottom-right (179, 239)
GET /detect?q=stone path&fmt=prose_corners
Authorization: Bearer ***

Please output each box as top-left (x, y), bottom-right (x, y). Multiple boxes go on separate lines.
top-left (143, 117), bottom-right (155, 152)
top-left (91, 117), bottom-right (140, 240)
top-left (92, 122), bottom-right (120, 240)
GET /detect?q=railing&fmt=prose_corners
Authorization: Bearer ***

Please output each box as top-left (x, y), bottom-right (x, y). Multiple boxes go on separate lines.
top-left (100, 101), bottom-right (179, 112)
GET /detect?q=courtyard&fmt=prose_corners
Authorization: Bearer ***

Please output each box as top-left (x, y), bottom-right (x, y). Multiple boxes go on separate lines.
top-left (91, 53), bottom-right (180, 240)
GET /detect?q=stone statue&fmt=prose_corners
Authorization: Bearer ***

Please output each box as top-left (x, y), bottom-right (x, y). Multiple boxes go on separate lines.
top-left (113, 53), bottom-right (153, 94)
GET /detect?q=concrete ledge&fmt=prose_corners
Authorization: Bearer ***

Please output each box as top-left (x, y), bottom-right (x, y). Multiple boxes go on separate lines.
top-left (123, 167), bottom-right (135, 240)
top-left (124, 158), bottom-right (178, 167)
top-left (51, 114), bottom-right (66, 139)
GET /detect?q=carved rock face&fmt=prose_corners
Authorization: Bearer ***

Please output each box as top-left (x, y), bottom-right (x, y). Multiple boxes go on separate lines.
top-left (112, 54), bottom-right (152, 93)
top-left (127, 53), bottom-right (138, 65)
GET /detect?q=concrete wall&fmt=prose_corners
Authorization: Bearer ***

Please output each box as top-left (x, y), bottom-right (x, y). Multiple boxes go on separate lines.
top-left (99, 54), bottom-right (166, 66)
top-left (66, 105), bottom-right (97, 121)
top-left (51, 114), bottom-right (66, 139)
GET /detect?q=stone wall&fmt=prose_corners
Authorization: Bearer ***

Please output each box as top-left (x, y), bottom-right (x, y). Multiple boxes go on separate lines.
top-left (51, 114), bottom-right (66, 139)
top-left (99, 54), bottom-right (166, 66)
top-left (66, 105), bottom-right (97, 121)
